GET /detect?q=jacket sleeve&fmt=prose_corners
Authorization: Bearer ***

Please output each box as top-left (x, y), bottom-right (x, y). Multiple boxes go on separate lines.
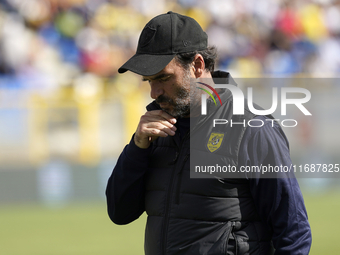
top-left (239, 116), bottom-right (312, 255)
top-left (106, 135), bottom-right (152, 225)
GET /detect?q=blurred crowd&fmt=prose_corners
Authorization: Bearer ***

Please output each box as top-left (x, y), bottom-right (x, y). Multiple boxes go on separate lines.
top-left (1, 0), bottom-right (340, 94)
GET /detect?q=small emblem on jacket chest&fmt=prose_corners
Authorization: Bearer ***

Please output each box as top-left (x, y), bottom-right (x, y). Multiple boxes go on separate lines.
top-left (207, 132), bottom-right (225, 152)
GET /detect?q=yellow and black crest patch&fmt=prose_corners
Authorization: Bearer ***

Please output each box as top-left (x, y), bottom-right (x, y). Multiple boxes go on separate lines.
top-left (207, 132), bottom-right (225, 153)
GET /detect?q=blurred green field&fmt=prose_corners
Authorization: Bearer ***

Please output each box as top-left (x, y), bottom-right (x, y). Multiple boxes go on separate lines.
top-left (0, 202), bottom-right (147, 255)
top-left (0, 192), bottom-right (339, 255)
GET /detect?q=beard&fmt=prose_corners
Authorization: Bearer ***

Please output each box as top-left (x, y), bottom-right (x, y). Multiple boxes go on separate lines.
top-left (155, 70), bottom-right (192, 118)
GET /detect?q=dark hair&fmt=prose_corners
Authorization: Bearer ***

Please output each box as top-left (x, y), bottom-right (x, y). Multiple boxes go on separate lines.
top-left (174, 46), bottom-right (217, 73)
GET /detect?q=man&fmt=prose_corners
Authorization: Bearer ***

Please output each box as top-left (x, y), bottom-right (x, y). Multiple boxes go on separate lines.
top-left (106, 11), bottom-right (312, 255)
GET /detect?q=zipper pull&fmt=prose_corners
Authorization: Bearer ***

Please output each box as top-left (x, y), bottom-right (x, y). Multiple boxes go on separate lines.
top-left (183, 153), bottom-right (190, 162)
top-left (177, 153), bottom-right (190, 175)
top-left (168, 151), bottom-right (179, 165)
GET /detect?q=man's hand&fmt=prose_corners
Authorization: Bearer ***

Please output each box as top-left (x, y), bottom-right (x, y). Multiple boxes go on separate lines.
top-left (134, 110), bottom-right (177, 149)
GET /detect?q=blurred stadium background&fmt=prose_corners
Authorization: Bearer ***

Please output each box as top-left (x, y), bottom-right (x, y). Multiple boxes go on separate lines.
top-left (0, 0), bottom-right (340, 254)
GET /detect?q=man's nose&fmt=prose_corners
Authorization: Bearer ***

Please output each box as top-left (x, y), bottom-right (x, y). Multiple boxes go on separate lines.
top-left (150, 82), bottom-right (164, 99)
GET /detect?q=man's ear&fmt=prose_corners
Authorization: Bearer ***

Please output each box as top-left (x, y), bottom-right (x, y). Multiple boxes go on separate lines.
top-left (192, 54), bottom-right (205, 78)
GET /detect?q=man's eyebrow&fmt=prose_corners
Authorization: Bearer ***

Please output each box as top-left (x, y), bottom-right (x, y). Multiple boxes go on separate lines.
top-left (142, 73), bottom-right (171, 81)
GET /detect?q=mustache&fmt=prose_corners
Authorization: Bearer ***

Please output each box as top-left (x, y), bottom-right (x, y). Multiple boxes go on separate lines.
top-left (156, 95), bottom-right (173, 104)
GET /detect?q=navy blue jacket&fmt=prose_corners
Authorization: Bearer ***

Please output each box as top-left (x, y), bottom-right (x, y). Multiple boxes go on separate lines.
top-left (106, 113), bottom-right (311, 254)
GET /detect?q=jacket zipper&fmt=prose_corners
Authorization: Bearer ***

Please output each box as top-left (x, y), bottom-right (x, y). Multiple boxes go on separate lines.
top-left (160, 106), bottom-right (215, 253)
top-left (226, 222), bottom-right (236, 254)
top-left (161, 132), bottom-right (190, 255)
top-left (175, 153), bottom-right (189, 205)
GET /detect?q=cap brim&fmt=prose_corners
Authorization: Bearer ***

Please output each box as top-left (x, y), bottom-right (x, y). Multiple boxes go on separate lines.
top-left (118, 54), bottom-right (176, 76)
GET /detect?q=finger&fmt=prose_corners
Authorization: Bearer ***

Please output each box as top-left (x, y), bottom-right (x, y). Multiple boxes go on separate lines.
top-left (147, 110), bottom-right (177, 124)
top-left (145, 128), bottom-right (172, 137)
top-left (143, 123), bottom-right (176, 136)
top-left (148, 118), bottom-right (177, 132)
top-left (141, 115), bottom-right (177, 132)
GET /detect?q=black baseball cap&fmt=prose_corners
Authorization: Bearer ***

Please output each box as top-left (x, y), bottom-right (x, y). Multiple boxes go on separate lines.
top-left (118, 11), bottom-right (208, 76)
